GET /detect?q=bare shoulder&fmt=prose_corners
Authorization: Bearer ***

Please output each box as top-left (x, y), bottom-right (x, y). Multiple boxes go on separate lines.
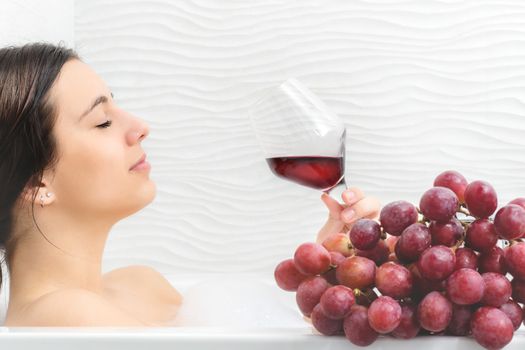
top-left (103, 265), bottom-right (182, 304)
top-left (9, 289), bottom-right (146, 327)
top-left (5, 267), bottom-right (182, 327)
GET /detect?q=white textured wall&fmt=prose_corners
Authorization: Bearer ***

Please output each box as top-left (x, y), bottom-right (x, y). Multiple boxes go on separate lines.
top-left (0, 0), bottom-right (74, 46)
top-left (72, 0), bottom-right (525, 277)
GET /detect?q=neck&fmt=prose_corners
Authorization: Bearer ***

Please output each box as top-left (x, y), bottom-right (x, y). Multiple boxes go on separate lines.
top-left (7, 206), bottom-right (114, 304)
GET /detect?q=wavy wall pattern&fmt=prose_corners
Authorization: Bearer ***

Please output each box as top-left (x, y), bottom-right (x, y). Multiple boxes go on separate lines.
top-left (72, 0), bottom-right (525, 277)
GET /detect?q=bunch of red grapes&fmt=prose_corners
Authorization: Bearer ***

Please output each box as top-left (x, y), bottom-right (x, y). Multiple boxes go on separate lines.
top-left (275, 170), bottom-right (525, 350)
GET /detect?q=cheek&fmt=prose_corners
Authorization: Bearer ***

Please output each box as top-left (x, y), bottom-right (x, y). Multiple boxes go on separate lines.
top-left (54, 142), bottom-right (127, 198)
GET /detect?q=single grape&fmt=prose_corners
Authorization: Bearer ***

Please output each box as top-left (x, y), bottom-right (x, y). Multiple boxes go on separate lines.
top-left (480, 272), bottom-right (511, 307)
top-left (274, 259), bottom-right (309, 291)
top-left (379, 200), bottom-right (419, 236)
top-left (395, 223), bottom-right (431, 263)
top-left (294, 242), bottom-right (331, 275)
top-left (319, 285), bottom-right (355, 320)
top-left (433, 170), bottom-right (468, 203)
top-left (471, 307), bottom-right (514, 350)
top-left (336, 256), bottom-right (376, 290)
top-left (478, 246), bottom-right (507, 274)
top-left (391, 302), bottom-right (420, 339)
top-left (322, 233), bottom-right (354, 257)
top-left (311, 303), bottom-right (343, 335)
top-left (295, 276), bottom-right (331, 317)
top-left (504, 242), bottom-right (525, 279)
top-left (367, 296), bottom-right (402, 334)
top-left (454, 247), bottom-right (478, 270)
top-left (429, 218), bottom-right (464, 247)
top-left (349, 219), bottom-right (381, 250)
top-left (446, 304), bottom-right (473, 336)
top-left (343, 305), bottom-right (379, 346)
top-left (417, 291), bottom-right (453, 332)
top-left (355, 239), bottom-right (390, 266)
top-left (509, 197), bottom-right (525, 210)
top-left (375, 262), bottom-right (413, 299)
top-left (499, 300), bottom-right (523, 331)
top-left (464, 180), bottom-right (498, 219)
top-left (419, 186), bottom-right (459, 222)
top-left (494, 204), bottom-right (525, 240)
top-left (446, 268), bottom-right (485, 305)
top-left (417, 245), bottom-right (456, 281)
top-left (465, 219), bottom-right (498, 253)
top-left (511, 278), bottom-right (525, 304)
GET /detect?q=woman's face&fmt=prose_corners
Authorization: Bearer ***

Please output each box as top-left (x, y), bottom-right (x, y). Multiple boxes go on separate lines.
top-left (45, 59), bottom-right (156, 222)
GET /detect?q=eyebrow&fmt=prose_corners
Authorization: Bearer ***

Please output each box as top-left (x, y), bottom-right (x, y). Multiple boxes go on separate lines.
top-left (78, 92), bottom-right (114, 121)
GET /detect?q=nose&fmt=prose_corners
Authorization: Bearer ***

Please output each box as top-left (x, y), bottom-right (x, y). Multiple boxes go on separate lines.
top-left (126, 117), bottom-right (150, 145)
top-left (126, 116), bottom-right (149, 146)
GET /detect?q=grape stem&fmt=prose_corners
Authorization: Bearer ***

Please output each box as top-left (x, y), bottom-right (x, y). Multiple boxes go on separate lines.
top-left (458, 207), bottom-right (471, 216)
top-left (418, 216), bottom-right (430, 225)
top-left (458, 219), bottom-right (473, 230)
top-left (415, 206), bottom-right (431, 224)
top-left (452, 237), bottom-right (465, 251)
top-left (353, 288), bottom-right (376, 304)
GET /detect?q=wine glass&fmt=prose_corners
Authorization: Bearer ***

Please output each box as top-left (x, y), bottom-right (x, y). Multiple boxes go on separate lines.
top-left (250, 78), bottom-right (348, 197)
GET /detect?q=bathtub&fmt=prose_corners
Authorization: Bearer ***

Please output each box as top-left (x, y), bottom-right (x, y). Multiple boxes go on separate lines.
top-left (0, 273), bottom-right (523, 350)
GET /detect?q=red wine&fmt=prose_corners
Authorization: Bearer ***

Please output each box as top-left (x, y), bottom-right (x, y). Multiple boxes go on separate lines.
top-left (266, 156), bottom-right (345, 192)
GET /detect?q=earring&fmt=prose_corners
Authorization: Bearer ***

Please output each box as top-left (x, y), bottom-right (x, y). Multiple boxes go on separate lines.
top-left (40, 192), bottom-right (52, 208)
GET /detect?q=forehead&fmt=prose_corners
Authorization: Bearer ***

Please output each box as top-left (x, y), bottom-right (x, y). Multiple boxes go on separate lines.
top-left (49, 59), bottom-right (109, 121)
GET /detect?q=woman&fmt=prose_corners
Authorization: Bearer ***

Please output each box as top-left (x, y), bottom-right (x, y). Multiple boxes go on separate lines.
top-left (0, 43), bottom-right (380, 326)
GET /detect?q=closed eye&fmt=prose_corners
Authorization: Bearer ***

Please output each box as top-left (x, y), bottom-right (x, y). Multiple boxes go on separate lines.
top-left (96, 120), bottom-right (112, 128)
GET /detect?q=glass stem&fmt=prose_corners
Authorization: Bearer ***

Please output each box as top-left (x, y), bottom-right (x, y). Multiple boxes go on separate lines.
top-left (325, 177), bottom-right (348, 200)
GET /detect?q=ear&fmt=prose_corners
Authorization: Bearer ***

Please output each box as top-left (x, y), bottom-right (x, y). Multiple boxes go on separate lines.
top-left (20, 176), bottom-right (56, 208)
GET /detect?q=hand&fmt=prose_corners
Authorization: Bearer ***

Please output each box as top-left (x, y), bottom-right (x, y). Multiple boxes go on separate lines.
top-left (316, 187), bottom-right (381, 244)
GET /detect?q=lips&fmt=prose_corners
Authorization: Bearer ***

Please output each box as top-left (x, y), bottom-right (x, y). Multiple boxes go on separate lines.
top-left (130, 154), bottom-right (146, 171)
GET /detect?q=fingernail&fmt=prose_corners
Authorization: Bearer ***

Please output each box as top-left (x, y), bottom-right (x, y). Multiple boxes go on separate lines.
top-left (343, 209), bottom-right (355, 222)
top-left (344, 191), bottom-right (355, 202)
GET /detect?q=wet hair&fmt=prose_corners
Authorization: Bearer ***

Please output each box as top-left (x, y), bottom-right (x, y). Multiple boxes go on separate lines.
top-left (0, 42), bottom-right (79, 292)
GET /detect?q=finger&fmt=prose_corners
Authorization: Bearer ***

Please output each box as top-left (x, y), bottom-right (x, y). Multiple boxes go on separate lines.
top-left (342, 187), bottom-right (365, 206)
top-left (368, 210), bottom-right (380, 221)
top-left (341, 196), bottom-right (381, 225)
top-left (316, 216), bottom-right (347, 244)
top-left (321, 193), bottom-right (343, 220)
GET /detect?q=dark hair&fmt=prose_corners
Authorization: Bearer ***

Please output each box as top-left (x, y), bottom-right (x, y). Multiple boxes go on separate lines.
top-left (0, 42), bottom-right (79, 292)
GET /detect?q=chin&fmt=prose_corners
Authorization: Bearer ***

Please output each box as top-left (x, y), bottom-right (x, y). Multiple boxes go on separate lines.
top-left (139, 179), bottom-right (157, 207)
top-left (119, 180), bottom-right (157, 219)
